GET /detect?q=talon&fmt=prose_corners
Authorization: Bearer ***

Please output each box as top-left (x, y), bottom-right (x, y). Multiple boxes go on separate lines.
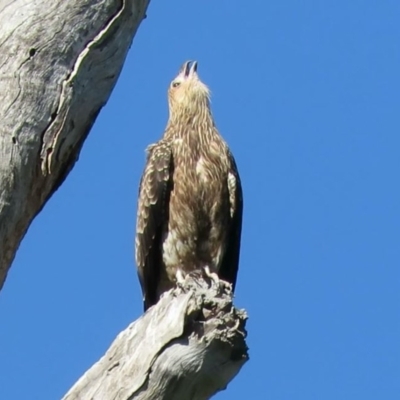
top-left (204, 266), bottom-right (218, 284)
top-left (176, 269), bottom-right (185, 284)
top-left (204, 266), bottom-right (226, 293)
top-left (175, 269), bottom-right (187, 292)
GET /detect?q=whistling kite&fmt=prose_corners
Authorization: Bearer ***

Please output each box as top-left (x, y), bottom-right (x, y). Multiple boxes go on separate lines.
top-left (135, 61), bottom-right (243, 310)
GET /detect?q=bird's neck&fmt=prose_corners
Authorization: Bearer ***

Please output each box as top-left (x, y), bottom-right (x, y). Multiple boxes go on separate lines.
top-left (166, 107), bottom-right (217, 139)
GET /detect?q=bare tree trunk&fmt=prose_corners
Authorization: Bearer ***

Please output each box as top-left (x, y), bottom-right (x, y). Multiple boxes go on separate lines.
top-left (63, 277), bottom-right (248, 400)
top-left (0, 0), bottom-right (150, 289)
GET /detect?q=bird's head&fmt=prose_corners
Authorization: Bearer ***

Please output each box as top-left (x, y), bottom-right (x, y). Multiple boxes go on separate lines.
top-left (168, 60), bottom-right (211, 120)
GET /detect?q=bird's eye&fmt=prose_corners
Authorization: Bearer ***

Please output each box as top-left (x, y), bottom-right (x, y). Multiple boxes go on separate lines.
top-left (172, 81), bottom-right (181, 88)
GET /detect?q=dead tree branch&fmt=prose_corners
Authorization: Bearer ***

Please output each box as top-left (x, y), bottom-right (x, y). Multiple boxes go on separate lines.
top-left (63, 277), bottom-right (249, 400)
top-left (0, 0), bottom-right (150, 289)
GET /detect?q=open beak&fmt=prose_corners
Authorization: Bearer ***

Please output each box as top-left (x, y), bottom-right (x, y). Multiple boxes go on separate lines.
top-left (179, 60), bottom-right (198, 78)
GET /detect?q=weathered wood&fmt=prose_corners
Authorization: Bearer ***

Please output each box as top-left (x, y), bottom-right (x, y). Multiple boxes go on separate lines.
top-left (0, 0), bottom-right (150, 289)
top-left (63, 277), bottom-right (248, 400)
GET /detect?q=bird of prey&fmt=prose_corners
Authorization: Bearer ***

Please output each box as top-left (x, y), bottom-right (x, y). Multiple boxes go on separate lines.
top-left (135, 61), bottom-right (243, 311)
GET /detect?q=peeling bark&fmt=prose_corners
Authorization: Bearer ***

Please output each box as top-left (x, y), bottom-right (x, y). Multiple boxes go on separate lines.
top-left (0, 0), bottom-right (150, 288)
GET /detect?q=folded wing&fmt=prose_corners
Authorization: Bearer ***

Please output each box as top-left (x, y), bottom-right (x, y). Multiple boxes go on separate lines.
top-left (135, 141), bottom-right (173, 310)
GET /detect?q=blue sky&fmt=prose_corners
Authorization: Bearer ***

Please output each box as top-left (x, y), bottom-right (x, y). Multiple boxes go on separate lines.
top-left (1, 1), bottom-right (399, 399)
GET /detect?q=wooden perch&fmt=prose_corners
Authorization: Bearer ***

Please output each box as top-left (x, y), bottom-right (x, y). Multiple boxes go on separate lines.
top-left (63, 277), bottom-right (249, 400)
top-left (0, 0), bottom-right (150, 290)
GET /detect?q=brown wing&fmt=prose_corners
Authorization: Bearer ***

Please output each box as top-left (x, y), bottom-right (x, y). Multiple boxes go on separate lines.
top-left (218, 153), bottom-right (243, 292)
top-left (135, 140), bottom-right (173, 311)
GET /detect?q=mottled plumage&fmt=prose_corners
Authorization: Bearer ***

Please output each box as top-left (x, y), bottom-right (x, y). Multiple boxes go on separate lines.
top-left (135, 61), bottom-right (243, 311)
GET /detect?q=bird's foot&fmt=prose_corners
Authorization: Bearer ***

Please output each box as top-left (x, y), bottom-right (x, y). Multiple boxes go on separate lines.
top-left (204, 266), bottom-right (230, 294)
top-left (175, 269), bottom-right (187, 292)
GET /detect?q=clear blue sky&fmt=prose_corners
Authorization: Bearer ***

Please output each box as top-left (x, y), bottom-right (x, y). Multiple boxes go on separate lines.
top-left (1, 1), bottom-right (399, 399)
